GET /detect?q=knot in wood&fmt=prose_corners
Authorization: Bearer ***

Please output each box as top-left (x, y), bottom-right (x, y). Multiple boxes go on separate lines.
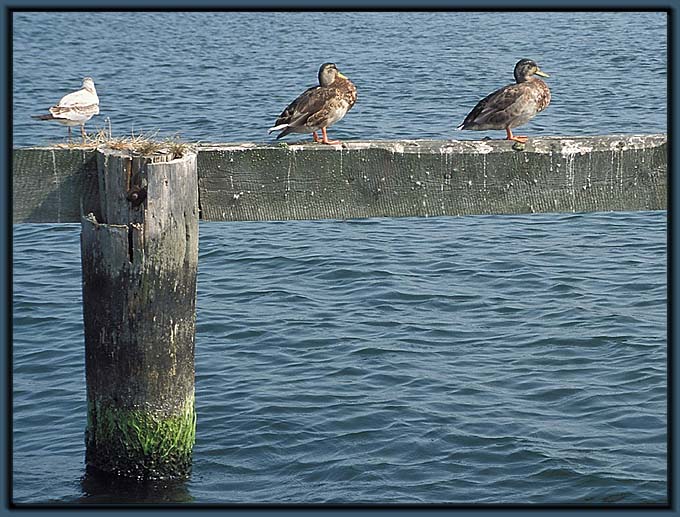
top-left (127, 185), bottom-right (147, 207)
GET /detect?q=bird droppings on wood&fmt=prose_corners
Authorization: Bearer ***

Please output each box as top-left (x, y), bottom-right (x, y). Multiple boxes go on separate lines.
top-left (13, 135), bottom-right (666, 223)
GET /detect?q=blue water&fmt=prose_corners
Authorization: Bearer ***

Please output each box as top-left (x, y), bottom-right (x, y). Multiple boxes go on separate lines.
top-left (12, 11), bottom-right (666, 146)
top-left (12, 11), bottom-right (667, 505)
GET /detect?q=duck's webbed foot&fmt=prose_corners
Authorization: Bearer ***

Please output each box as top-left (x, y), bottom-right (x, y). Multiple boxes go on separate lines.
top-left (505, 127), bottom-right (528, 144)
top-left (320, 127), bottom-right (340, 145)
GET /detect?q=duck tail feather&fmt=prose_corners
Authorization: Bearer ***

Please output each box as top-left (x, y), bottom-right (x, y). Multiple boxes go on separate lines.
top-left (268, 123), bottom-right (288, 134)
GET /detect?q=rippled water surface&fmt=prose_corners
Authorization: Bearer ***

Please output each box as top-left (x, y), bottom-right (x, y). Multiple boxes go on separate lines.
top-left (13, 11), bottom-right (666, 146)
top-left (13, 213), bottom-right (667, 504)
top-left (12, 11), bottom-right (667, 505)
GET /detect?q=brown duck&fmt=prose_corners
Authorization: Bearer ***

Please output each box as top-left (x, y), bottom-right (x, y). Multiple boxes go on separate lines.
top-left (457, 59), bottom-right (551, 143)
top-left (268, 63), bottom-right (357, 145)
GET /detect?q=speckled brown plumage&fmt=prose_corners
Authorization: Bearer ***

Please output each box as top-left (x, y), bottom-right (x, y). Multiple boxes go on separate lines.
top-left (269, 63), bottom-right (357, 144)
top-left (458, 59), bottom-right (551, 143)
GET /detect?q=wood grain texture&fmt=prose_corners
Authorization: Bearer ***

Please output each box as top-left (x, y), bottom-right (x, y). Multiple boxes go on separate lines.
top-left (197, 135), bottom-right (666, 220)
top-left (81, 149), bottom-right (198, 479)
top-left (13, 135), bottom-right (667, 223)
top-left (12, 147), bottom-right (99, 223)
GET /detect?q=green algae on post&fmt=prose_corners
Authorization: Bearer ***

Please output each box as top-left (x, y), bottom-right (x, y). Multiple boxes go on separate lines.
top-left (86, 397), bottom-right (196, 480)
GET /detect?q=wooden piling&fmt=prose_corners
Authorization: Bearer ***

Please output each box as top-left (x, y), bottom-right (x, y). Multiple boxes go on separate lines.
top-left (80, 147), bottom-right (198, 480)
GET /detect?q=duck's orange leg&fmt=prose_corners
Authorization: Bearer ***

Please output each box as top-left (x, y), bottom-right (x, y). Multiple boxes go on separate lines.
top-left (320, 127), bottom-right (340, 145)
top-left (312, 131), bottom-right (320, 142)
top-left (506, 127), bottom-right (528, 143)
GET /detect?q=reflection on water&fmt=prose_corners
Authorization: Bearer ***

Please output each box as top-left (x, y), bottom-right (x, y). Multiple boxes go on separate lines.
top-left (79, 467), bottom-right (194, 504)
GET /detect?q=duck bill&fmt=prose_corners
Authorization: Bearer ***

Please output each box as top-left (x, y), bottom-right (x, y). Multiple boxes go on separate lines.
top-left (535, 70), bottom-right (550, 78)
top-left (337, 72), bottom-right (348, 79)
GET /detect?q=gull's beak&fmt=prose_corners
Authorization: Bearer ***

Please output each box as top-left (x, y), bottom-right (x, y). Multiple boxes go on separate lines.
top-left (535, 69), bottom-right (550, 78)
top-left (337, 72), bottom-right (348, 79)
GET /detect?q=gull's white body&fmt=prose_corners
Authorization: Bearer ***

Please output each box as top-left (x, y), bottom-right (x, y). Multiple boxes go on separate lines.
top-left (33, 77), bottom-right (99, 139)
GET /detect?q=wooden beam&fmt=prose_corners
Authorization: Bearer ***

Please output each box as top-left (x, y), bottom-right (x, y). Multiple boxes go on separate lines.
top-left (12, 134), bottom-right (667, 223)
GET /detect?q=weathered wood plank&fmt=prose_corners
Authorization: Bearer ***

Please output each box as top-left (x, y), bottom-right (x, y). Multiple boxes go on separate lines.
top-left (12, 147), bottom-right (100, 223)
top-left (197, 135), bottom-right (667, 220)
top-left (12, 134), bottom-right (667, 223)
top-left (81, 148), bottom-right (198, 480)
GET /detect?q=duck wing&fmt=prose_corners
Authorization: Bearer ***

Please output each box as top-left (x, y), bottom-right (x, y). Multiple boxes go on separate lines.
top-left (460, 83), bottom-right (540, 129)
top-left (274, 85), bottom-right (338, 129)
top-left (306, 82), bottom-right (356, 127)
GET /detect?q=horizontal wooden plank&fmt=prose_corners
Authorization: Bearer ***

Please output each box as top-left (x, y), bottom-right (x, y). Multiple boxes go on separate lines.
top-left (12, 148), bottom-right (100, 223)
top-left (12, 134), bottom-right (667, 223)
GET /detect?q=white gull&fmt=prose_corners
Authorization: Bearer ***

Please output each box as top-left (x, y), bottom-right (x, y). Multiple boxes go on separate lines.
top-left (32, 77), bottom-right (100, 142)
